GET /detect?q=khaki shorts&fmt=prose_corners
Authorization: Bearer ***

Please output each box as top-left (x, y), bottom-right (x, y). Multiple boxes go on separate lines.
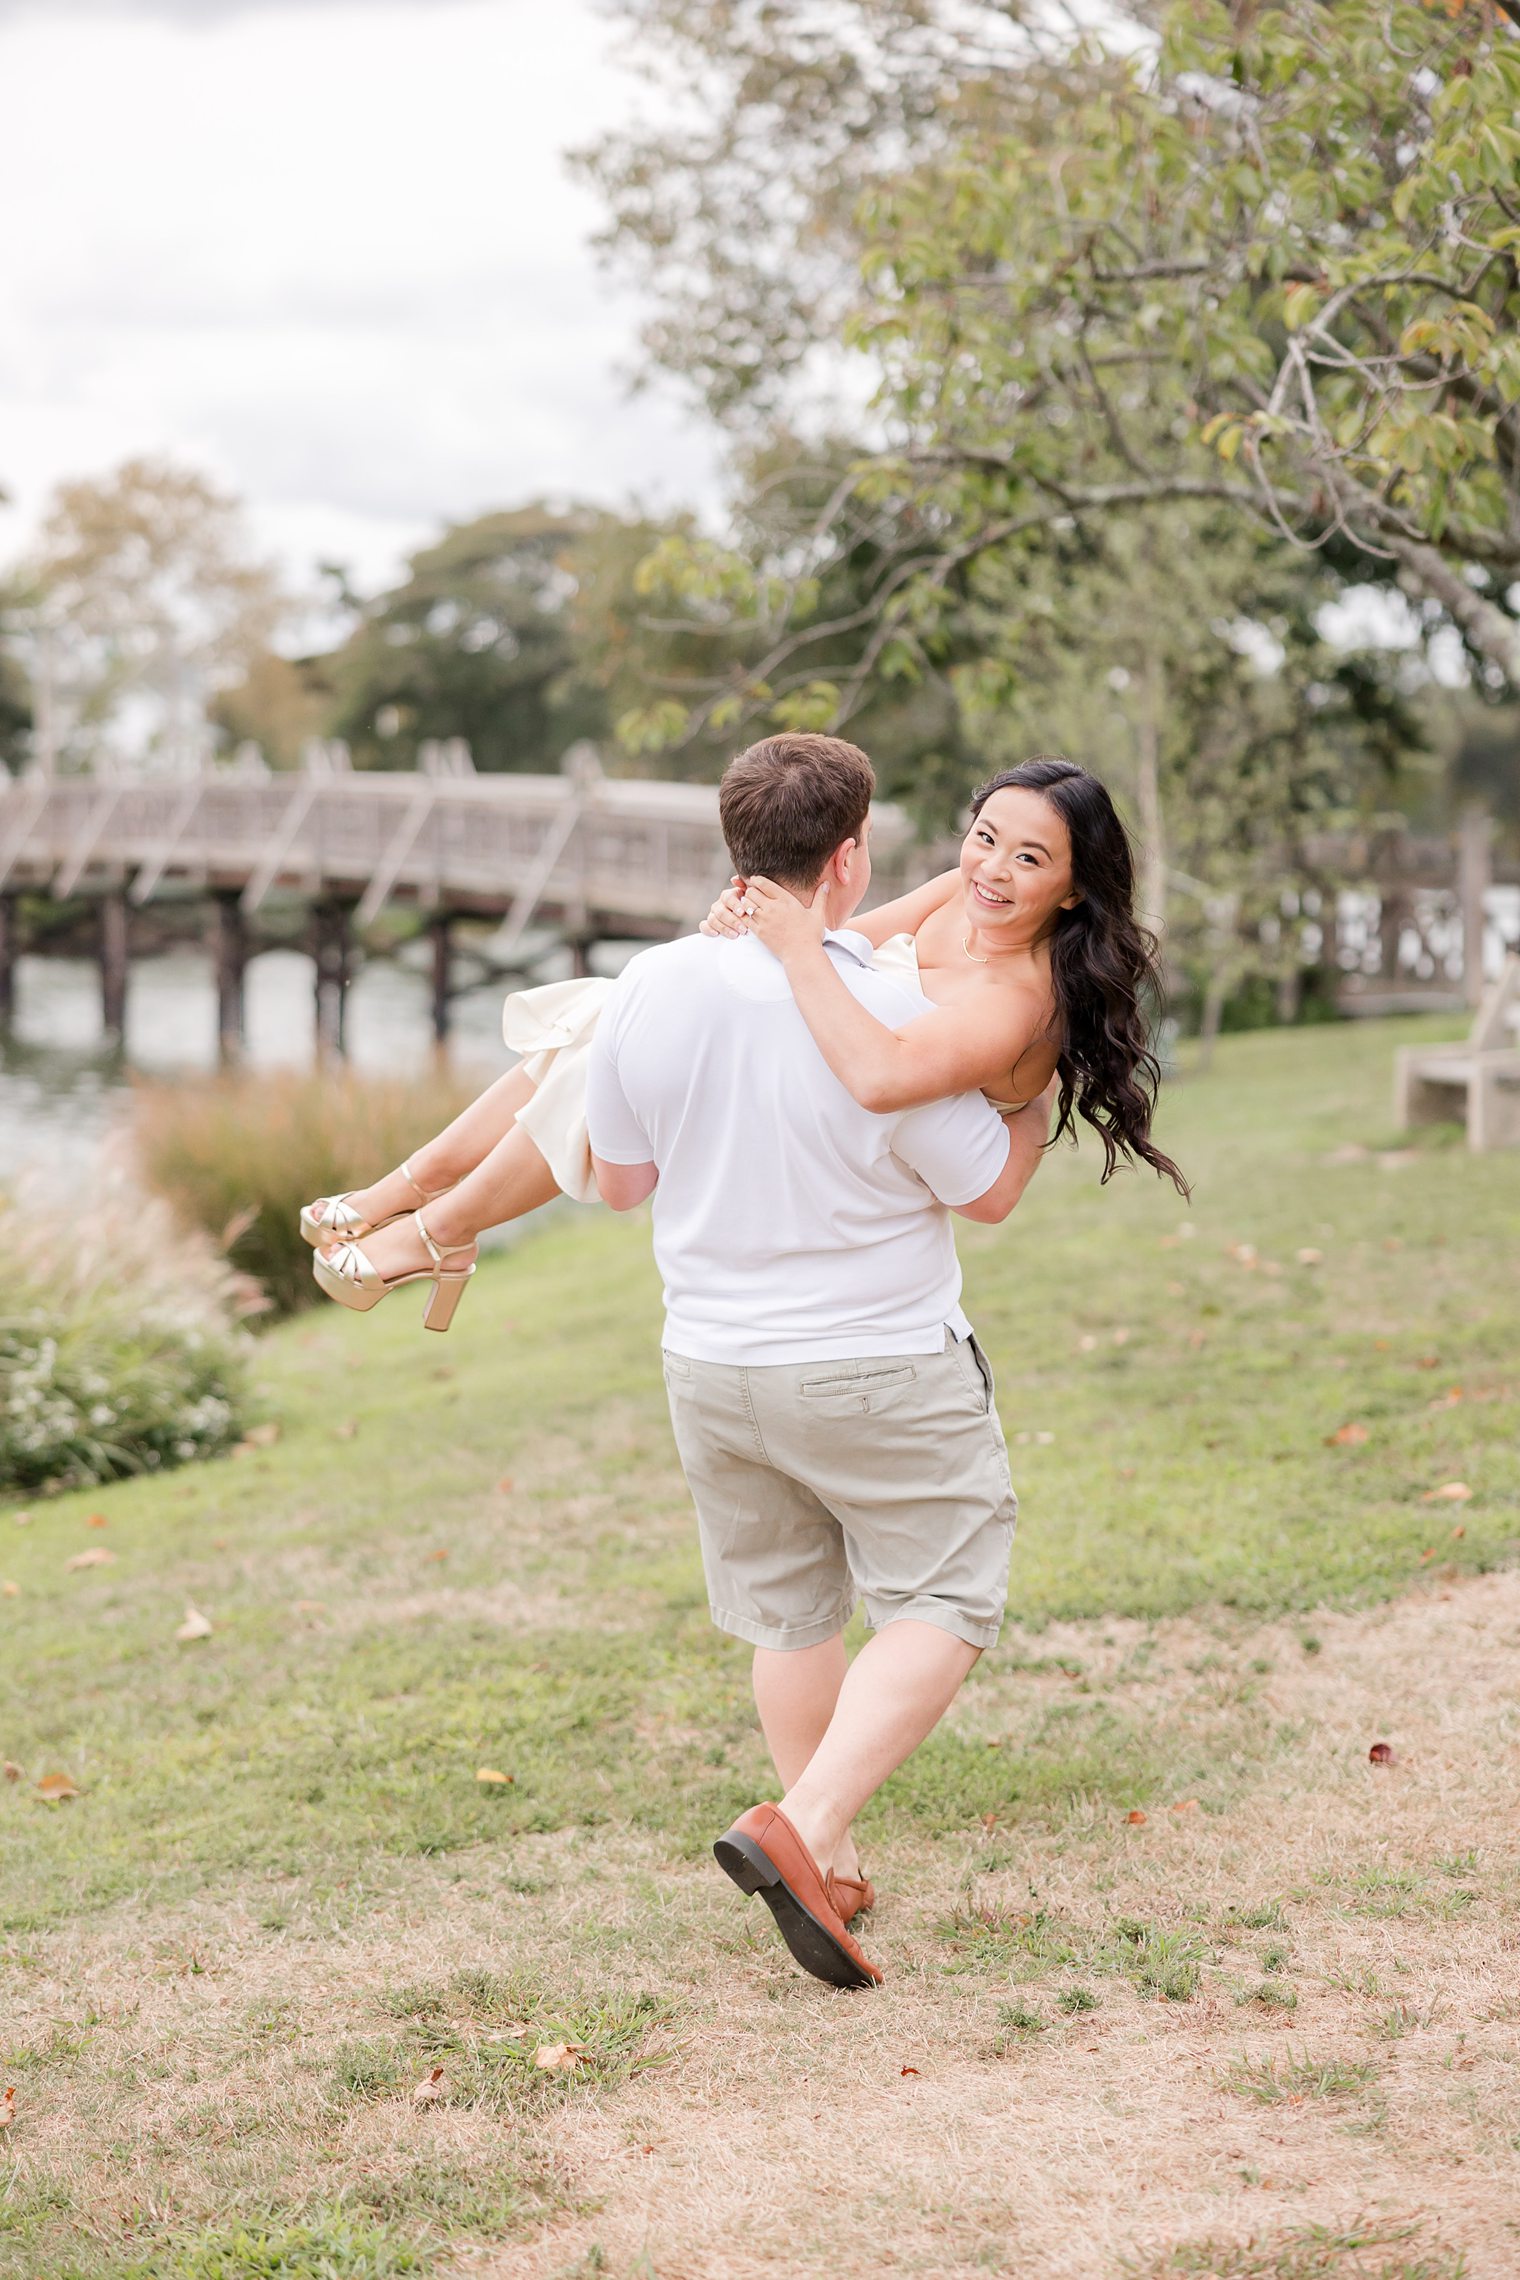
top-left (661, 1333), bottom-right (1017, 1653)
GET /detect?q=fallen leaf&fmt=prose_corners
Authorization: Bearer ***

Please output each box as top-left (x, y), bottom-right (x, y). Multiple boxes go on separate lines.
top-left (1325, 1422), bottom-right (1369, 1447)
top-left (294, 1598), bottom-right (326, 1615)
top-left (0, 2086), bottom-right (13, 2130)
top-left (1295, 1247), bottom-right (1323, 1265)
top-left (426, 1547), bottom-right (449, 1563)
top-left (1423, 1481), bottom-right (1472, 1503)
top-left (242, 1421), bottom-right (281, 1447)
top-left (1427, 1389), bottom-right (1464, 1410)
top-left (1126, 1809), bottom-right (1148, 1826)
top-left (66, 1548), bottom-right (114, 1570)
top-left (2, 1581), bottom-right (18, 1597)
top-left (979, 1810), bottom-right (997, 1830)
top-left (1227, 1242), bottom-right (1258, 1268)
top-left (1111, 1327), bottom-right (1130, 1346)
top-left (1076, 1333), bottom-right (1098, 1353)
top-left (1419, 1547), bottom-right (1437, 1563)
top-left (3, 1762), bottom-right (21, 1782)
top-left (1368, 1741), bottom-right (1396, 1766)
top-left (36, 1771), bottom-right (80, 1802)
top-left (333, 1421), bottom-right (357, 1441)
top-left (176, 1607), bottom-right (214, 1642)
top-left (900, 2065), bottom-right (920, 2077)
top-left (496, 1476), bottom-right (515, 1494)
top-left (412, 2066), bottom-right (445, 2105)
top-left (1414, 1354), bottom-right (1440, 1370)
top-left (1170, 1798), bottom-right (1200, 1814)
top-left (533, 2043), bottom-right (584, 2072)
top-left (86, 1512), bottom-right (109, 1529)
top-left (476, 1768), bottom-right (514, 1786)
top-left (12, 1511), bottom-right (31, 1527)
top-left (1451, 1525), bottom-right (1466, 1540)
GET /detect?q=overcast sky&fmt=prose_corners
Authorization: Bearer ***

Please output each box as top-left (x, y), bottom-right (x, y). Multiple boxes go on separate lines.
top-left (0, 0), bottom-right (722, 598)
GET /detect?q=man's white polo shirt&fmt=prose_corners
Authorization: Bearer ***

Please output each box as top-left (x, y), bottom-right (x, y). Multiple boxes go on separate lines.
top-left (584, 927), bottom-right (1011, 1366)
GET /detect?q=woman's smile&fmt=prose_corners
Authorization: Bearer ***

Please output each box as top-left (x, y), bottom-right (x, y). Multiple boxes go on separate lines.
top-left (970, 880), bottom-right (1014, 909)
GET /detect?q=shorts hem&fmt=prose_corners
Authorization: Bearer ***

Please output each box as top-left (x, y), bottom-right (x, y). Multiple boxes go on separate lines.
top-left (707, 1601), bottom-right (856, 1652)
top-left (860, 1597), bottom-right (1004, 1652)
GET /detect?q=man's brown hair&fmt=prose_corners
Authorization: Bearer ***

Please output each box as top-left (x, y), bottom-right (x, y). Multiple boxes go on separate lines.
top-left (718, 733), bottom-right (875, 888)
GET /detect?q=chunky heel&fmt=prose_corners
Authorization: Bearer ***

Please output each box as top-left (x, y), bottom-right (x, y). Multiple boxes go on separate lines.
top-left (421, 1271), bottom-right (471, 1333)
top-left (713, 1832), bottom-right (780, 1895)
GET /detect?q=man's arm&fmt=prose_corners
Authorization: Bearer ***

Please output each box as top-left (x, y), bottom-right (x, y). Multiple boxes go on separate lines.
top-left (952, 1082), bottom-right (1057, 1225)
top-left (584, 976), bottom-right (658, 1211)
top-left (592, 1155), bottom-right (658, 1212)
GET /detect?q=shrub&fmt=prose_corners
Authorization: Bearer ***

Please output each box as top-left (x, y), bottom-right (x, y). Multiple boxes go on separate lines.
top-left (0, 1171), bottom-right (252, 1495)
top-left (131, 1066), bottom-right (477, 1317)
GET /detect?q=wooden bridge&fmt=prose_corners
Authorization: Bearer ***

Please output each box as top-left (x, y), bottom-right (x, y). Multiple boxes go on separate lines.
top-left (0, 745), bottom-right (921, 1056)
top-left (0, 745), bottom-right (1512, 1061)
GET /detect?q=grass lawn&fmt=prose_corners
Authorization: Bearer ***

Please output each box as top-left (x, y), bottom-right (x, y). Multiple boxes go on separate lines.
top-left (2, 1012), bottom-right (1517, 2280)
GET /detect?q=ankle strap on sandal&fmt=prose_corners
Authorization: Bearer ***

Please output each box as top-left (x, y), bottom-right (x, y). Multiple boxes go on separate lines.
top-left (413, 1211), bottom-right (472, 1270)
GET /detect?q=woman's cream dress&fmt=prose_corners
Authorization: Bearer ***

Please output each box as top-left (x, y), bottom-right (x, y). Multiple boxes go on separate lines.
top-left (500, 930), bottom-right (1016, 1202)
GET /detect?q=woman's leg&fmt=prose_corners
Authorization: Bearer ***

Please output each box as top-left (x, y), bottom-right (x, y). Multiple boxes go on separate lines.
top-left (326, 1065), bottom-right (538, 1228)
top-left (320, 1118), bottom-right (561, 1283)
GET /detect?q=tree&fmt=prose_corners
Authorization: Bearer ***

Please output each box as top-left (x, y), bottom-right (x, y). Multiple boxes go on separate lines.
top-left (956, 506), bottom-right (1423, 1026)
top-left (325, 503), bottom-right (653, 772)
top-left (22, 458), bottom-right (282, 771)
top-left (584, 1), bottom-right (1520, 734)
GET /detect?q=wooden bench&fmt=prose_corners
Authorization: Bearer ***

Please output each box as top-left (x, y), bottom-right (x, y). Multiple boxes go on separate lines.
top-left (1393, 954), bottom-right (1520, 1151)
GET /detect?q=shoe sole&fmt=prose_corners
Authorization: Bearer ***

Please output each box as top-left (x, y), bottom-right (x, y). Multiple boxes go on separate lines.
top-left (713, 1830), bottom-right (878, 1991)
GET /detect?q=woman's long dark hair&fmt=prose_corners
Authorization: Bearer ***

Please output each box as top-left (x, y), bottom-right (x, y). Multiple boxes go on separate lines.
top-left (971, 756), bottom-right (1189, 1198)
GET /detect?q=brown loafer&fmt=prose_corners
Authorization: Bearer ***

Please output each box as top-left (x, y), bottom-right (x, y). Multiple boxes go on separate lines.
top-left (714, 1803), bottom-right (883, 1989)
top-left (825, 1869), bottom-right (876, 1924)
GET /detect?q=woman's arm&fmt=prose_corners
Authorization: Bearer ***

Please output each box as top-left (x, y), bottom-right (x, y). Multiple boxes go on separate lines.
top-left (743, 876), bottom-right (1050, 1113)
top-left (700, 867), bottom-right (959, 945)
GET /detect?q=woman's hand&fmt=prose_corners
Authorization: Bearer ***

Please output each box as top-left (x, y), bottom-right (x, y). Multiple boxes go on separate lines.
top-left (700, 880), bottom-right (750, 939)
top-left (741, 876), bottom-right (829, 963)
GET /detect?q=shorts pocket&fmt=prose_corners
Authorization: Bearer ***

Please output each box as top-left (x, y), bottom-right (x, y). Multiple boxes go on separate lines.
top-left (662, 1352), bottom-right (695, 1385)
top-left (800, 1362), bottom-right (917, 1414)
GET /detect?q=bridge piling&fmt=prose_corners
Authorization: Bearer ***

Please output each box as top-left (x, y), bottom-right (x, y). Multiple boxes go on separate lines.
top-left (312, 899), bottom-right (352, 1061)
top-left (428, 914), bottom-right (453, 1048)
top-left (212, 891), bottom-right (247, 1065)
top-left (99, 890), bottom-right (129, 1047)
top-left (0, 894), bottom-right (16, 1029)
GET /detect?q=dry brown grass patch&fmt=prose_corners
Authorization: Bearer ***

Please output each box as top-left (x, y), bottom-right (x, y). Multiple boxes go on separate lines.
top-left (5, 1576), bottom-right (1520, 2278)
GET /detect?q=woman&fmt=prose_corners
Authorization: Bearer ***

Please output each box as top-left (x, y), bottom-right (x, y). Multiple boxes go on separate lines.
top-left (304, 756), bottom-right (1185, 1328)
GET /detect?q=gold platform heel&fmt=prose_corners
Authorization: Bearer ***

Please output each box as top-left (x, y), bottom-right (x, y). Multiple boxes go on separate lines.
top-left (312, 1210), bottom-right (476, 1333)
top-left (300, 1156), bottom-right (449, 1249)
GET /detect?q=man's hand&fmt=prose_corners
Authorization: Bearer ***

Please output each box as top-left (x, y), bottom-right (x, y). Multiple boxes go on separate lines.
top-left (953, 1074), bottom-right (1058, 1225)
top-left (740, 875), bottom-right (830, 963)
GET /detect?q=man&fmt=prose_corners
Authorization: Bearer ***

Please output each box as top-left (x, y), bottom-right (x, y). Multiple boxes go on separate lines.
top-left (584, 733), bottom-right (1048, 1990)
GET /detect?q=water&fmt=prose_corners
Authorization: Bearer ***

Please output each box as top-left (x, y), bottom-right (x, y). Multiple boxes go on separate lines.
top-left (0, 941), bottom-right (573, 1185)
